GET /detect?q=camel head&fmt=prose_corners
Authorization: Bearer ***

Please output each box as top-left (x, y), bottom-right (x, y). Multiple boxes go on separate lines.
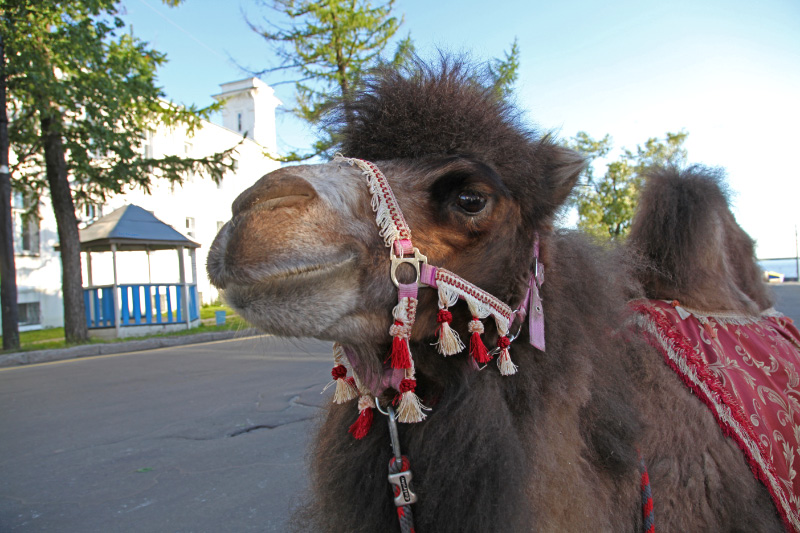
top-left (207, 61), bottom-right (585, 360)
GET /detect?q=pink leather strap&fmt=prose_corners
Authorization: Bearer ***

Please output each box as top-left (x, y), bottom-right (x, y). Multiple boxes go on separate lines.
top-left (528, 234), bottom-right (546, 351)
top-left (397, 282), bottom-right (418, 301)
top-left (528, 280), bottom-right (545, 351)
top-left (420, 263), bottom-right (438, 288)
top-left (393, 239), bottom-right (414, 256)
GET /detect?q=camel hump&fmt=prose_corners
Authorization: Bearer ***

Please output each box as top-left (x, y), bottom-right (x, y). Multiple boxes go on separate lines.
top-left (628, 165), bottom-right (773, 314)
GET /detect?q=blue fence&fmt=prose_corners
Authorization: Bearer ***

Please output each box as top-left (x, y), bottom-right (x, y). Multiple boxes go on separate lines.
top-left (84, 283), bottom-right (199, 329)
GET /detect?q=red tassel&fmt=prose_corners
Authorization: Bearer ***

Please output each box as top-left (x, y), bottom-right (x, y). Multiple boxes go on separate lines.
top-left (390, 321), bottom-right (412, 369)
top-left (348, 407), bottom-right (374, 439)
top-left (470, 331), bottom-right (492, 363)
top-left (468, 318), bottom-right (491, 364)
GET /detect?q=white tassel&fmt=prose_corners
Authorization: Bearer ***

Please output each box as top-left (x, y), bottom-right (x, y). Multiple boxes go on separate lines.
top-left (396, 367), bottom-right (428, 423)
top-left (397, 389), bottom-right (427, 423)
top-left (332, 373), bottom-right (358, 404)
top-left (493, 317), bottom-right (517, 375)
top-left (325, 342), bottom-right (358, 404)
top-left (434, 287), bottom-right (464, 356)
top-left (436, 319), bottom-right (465, 356)
top-left (497, 346), bottom-right (518, 376)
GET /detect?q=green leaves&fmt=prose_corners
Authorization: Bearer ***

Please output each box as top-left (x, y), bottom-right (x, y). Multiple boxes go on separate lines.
top-left (488, 38), bottom-right (520, 99)
top-left (566, 130), bottom-right (688, 240)
top-left (4, 0), bottom-right (236, 205)
top-left (251, 0), bottom-right (408, 160)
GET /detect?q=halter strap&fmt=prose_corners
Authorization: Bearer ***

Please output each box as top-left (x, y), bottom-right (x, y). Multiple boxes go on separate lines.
top-left (334, 154), bottom-right (546, 397)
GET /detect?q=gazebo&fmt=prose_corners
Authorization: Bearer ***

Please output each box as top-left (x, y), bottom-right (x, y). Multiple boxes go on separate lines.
top-left (79, 204), bottom-right (201, 338)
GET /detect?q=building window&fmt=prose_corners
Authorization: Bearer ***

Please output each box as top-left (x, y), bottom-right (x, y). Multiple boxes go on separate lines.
top-left (141, 129), bottom-right (154, 158)
top-left (18, 302), bottom-right (41, 327)
top-left (80, 203), bottom-right (103, 226)
top-left (186, 217), bottom-right (195, 238)
top-left (237, 113), bottom-right (242, 132)
top-left (12, 192), bottom-right (40, 255)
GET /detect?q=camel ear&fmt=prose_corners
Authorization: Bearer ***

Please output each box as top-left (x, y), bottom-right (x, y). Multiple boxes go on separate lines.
top-left (543, 145), bottom-right (586, 209)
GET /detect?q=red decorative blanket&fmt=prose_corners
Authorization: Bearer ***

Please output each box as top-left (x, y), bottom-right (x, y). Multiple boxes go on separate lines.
top-left (633, 299), bottom-right (800, 532)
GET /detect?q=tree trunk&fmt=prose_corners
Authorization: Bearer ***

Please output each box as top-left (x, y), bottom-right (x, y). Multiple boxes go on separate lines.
top-left (40, 112), bottom-right (88, 343)
top-left (0, 34), bottom-right (19, 350)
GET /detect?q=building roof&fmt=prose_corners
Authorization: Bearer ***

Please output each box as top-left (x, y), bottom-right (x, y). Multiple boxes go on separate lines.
top-left (79, 204), bottom-right (200, 252)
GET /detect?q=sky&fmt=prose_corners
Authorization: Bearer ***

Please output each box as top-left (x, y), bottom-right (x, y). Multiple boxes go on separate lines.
top-left (119, 0), bottom-right (800, 259)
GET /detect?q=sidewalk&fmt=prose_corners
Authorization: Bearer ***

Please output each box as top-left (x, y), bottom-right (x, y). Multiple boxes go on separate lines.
top-left (0, 327), bottom-right (261, 368)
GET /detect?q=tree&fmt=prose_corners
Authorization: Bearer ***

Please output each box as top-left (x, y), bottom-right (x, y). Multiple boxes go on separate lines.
top-left (566, 131), bottom-right (688, 240)
top-left (0, 32), bottom-right (19, 350)
top-left (250, 1), bottom-right (523, 160)
top-left (249, 0), bottom-right (413, 160)
top-left (488, 38), bottom-right (520, 99)
top-left (3, 0), bottom-right (237, 343)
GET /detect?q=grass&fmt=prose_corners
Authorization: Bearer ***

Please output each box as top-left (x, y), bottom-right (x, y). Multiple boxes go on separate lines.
top-left (0, 304), bottom-right (252, 354)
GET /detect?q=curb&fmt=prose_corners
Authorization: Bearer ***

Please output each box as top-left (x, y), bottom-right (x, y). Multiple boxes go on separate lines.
top-left (0, 328), bottom-right (262, 368)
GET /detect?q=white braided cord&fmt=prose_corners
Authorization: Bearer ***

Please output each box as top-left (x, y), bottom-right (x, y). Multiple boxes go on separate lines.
top-left (435, 267), bottom-right (514, 330)
top-left (335, 155), bottom-right (411, 248)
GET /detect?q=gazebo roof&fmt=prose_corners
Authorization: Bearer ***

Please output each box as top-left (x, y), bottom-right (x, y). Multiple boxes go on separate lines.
top-left (79, 204), bottom-right (200, 252)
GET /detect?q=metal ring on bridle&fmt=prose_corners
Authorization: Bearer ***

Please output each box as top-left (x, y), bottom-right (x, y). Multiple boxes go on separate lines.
top-left (390, 248), bottom-right (428, 287)
top-left (374, 397), bottom-right (397, 419)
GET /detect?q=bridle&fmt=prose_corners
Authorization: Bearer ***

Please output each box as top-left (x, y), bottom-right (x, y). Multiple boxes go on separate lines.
top-left (321, 155), bottom-right (545, 532)
top-left (320, 155), bottom-right (654, 533)
top-left (328, 155), bottom-right (546, 416)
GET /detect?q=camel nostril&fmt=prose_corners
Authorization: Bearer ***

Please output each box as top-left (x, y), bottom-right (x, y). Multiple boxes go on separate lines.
top-left (232, 175), bottom-right (318, 216)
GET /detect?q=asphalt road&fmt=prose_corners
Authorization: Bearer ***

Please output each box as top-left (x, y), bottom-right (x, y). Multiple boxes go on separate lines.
top-left (1, 284), bottom-right (798, 533)
top-left (0, 335), bottom-right (334, 533)
top-left (771, 282), bottom-right (800, 324)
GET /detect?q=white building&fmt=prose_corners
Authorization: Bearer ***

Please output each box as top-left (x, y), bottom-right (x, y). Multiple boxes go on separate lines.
top-left (11, 77), bottom-right (281, 330)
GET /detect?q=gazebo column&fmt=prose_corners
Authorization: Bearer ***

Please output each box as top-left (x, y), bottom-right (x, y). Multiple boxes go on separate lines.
top-left (178, 246), bottom-right (190, 328)
top-left (85, 251), bottom-right (93, 287)
top-left (112, 243), bottom-right (120, 337)
top-left (84, 251), bottom-right (94, 330)
top-left (190, 248), bottom-right (198, 310)
top-left (146, 248), bottom-right (152, 284)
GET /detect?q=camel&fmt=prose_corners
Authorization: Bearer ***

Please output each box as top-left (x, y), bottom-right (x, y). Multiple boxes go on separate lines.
top-left (207, 60), bottom-right (797, 532)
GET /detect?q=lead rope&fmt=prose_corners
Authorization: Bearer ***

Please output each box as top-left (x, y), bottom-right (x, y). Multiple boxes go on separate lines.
top-left (640, 454), bottom-right (655, 533)
top-left (385, 405), bottom-right (417, 533)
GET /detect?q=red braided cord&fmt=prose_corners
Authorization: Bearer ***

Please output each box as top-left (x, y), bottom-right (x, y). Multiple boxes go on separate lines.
top-left (331, 365), bottom-right (347, 380)
top-left (388, 456), bottom-right (415, 533)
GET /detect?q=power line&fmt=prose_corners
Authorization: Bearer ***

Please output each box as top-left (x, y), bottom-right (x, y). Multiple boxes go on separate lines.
top-left (134, 0), bottom-right (230, 62)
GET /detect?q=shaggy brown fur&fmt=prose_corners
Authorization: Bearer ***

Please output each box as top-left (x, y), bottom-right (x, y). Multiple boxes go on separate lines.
top-left (628, 165), bottom-right (774, 313)
top-left (208, 59), bottom-right (783, 531)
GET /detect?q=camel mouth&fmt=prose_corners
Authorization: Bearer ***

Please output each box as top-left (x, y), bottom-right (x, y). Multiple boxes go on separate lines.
top-left (253, 255), bottom-right (357, 285)
top-left (219, 252), bottom-right (363, 338)
top-left (214, 252), bottom-right (358, 292)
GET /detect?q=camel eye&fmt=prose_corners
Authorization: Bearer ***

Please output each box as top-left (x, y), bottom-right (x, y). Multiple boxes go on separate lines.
top-left (457, 191), bottom-right (487, 214)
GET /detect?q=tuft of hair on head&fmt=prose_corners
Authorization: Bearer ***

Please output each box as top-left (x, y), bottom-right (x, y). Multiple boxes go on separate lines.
top-left (332, 54), bottom-right (530, 163)
top-left (329, 54), bottom-right (585, 225)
